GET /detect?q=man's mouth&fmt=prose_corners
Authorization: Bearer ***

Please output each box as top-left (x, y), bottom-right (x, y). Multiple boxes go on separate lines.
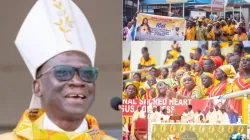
top-left (65, 94), bottom-right (87, 99)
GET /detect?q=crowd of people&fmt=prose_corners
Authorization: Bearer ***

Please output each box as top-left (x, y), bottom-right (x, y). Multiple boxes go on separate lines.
top-left (123, 13), bottom-right (250, 41)
top-left (122, 41), bottom-right (250, 100)
top-left (148, 105), bottom-right (240, 124)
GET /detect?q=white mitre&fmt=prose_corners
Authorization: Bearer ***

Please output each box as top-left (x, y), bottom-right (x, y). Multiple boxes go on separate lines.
top-left (15, 0), bottom-right (96, 109)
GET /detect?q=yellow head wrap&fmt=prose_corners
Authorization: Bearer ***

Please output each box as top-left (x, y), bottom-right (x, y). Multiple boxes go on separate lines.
top-left (219, 65), bottom-right (236, 78)
top-left (198, 18), bottom-right (202, 22)
top-left (122, 81), bottom-right (140, 99)
top-left (190, 46), bottom-right (197, 54)
top-left (244, 54), bottom-right (250, 59)
top-left (201, 72), bottom-right (213, 79)
top-left (175, 69), bottom-right (186, 80)
top-left (139, 86), bottom-right (148, 91)
top-left (123, 60), bottom-right (130, 67)
top-left (182, 72), bottom-right (196, 83)
top-left (169, 50), bottom-right (178, 59)
top-left (150, 84), bottom-right (158, 95)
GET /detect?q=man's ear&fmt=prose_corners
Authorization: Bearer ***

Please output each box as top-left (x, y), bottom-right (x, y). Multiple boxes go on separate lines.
top-left (32, 80), bottom-right (42, 97)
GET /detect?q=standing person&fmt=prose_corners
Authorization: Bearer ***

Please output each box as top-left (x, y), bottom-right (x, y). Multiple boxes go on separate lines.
top-left (196, 18), bottom-right (207, 40)
top-left (187, 105), bottom-right (195, 123)
top-left (220, 108), bottom-right (230, 124)
top-left (227, 19), bottom-right (237, 41)
top-left (232, 27), bottom-right (248, 41)
top-left (185, 21), bottom-right (196, 40)
top-left (0, 1), bottom-right (115, 139)
top-left (207, 24), bottom-right (215, 40)
top-left (214, 21), bottom-right (222, 41)
top-left (221, 20), bottom-right (229, 41)
top-left (125, 22), bottom-right (133, 41)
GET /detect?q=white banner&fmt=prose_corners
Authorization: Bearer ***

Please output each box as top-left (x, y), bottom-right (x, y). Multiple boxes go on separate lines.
top-left (166, 0), bottom-right (188, 4)
top-left (211, 0), bottom-right (224, 8)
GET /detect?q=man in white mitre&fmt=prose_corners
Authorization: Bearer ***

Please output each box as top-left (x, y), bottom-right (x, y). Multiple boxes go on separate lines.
top-left (0, 0), bottom-right (116, 139)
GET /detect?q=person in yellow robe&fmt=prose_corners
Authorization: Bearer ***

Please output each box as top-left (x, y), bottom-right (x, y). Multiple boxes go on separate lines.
top-left (232, 55), bottom-right (250, 99)
top-left (206, 24), bottom-right (215, 40)
top-left (232, 27), bottom-right (248, 41)
top-left (176, 72), bottom-right (205, 99)
top-left (201, 72), bottom-right (215, 98)
top-left (123, 60), bottom-right (130, 79)
top-left (164, 50), bottom-right (178, 65)
top-left (187, 47), bottom-right (197, 65)
top-left (185, 21), bottom-right (196, 40)
top-left (139, 47), bottom-right (157, 76)
top-left (0, 1), bottom-right (116, 139)
top-left (221, 20), bottom-right (229, 41)
top-left (210, 65), bottom-right (236, 97)
top-left (227, 19), bottom-right (237, 41)
top-left (122, 82), bottom-right (140, 99)
top-left (132, 73), bottom-right (144, 86)
top-left (193, 62), bottom-right (203, 88)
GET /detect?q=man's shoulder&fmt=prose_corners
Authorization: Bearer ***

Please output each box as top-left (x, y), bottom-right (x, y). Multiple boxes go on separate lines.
top-left (0, 132), bottom-right (19, 139)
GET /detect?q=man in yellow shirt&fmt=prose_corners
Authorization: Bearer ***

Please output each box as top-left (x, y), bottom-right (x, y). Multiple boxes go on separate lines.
top-left (221, 20), bottom-right (230, 41)
top-left (195, 18), bottom-right (206, 40)
top-left (0, 1), bottom-right (116, 139)
top-left (138, 47), bottom-right (156, 69)
top-left (227, 19), bottom-right (237, 41)
top-left (206, 24), bottom-right (215, 40)
top-left (232, 27), bottom-right (248, 41)
top-left (185, 21), bottom-right (196, 40)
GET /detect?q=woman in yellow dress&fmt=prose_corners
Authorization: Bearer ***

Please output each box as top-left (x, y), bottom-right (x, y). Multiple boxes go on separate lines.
top-left (232, 27), bottom-right (248, 41)
top-left (122, 82), bottom-right (141, 99)
top-left (164, 50), bottom-right (178, 65)
top-left (194, 62), bottom-right (203, 87)
top-left (221, 20), bottom-right (229, 41)
top-left (185, 21), bottom-right (196, 40)
top-left (201, 72), bottom-right (215, 98)
top-left (214, 21), bottom-right (222, 41)
top-left (176, 72), bottom-right (205, 99)
top-left (206, 24), bottom-right (215, 40)
top-left (210, 65), bottom-right (236, 97)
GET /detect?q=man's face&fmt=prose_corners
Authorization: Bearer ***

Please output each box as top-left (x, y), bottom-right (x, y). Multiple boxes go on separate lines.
top-left (194, 63), bottom-right (202, 72)
top-left (157, 106), bottom-right (161, 112)
top-left (133, 74), bottom-right (141, 82)
top-left (203, 60), bottom-right (215, 72)
top-left (215, 106), bottom-right (219, 111)
top-left (161, 69), bottom-right (168, 77)
top-left (193, 51), bottom-right (201, 60)
top-left (150, 69), bottom-right (157, 77)
top-left (34, 51), bottom-right (95, 119)
top-left (234, 45), bottom-right (240, 53)
top-left (201, 75), bottom-right (212, 88)
top-left (241, 58), bottom-right (250, 71)
top-left (229, 56), bottom-right (240, 71)
top-left (148, 77), bottom-right (156, 87)
top-left (138, 106), bottom-right (142, 111)
top-left (198, 21), bottom-right (202, 26)
top-left (178, 57), bottom-right (185, 65)
top-left (215, 68), bottom-right (225, 80)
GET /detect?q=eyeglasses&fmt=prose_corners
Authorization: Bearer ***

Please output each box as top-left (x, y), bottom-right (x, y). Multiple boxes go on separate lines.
top-left (37, 65), bottom-right (98, 83)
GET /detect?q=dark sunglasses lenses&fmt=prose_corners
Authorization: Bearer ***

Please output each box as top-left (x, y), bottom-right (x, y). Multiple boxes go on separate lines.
top-left (54, 66), bottom-right (98, 82)
top-left (78, 67), bottom-right (98, 82)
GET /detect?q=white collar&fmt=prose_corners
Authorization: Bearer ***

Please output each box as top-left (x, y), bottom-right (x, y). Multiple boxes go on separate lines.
top-left (43, 114), bottom-right (88, 133)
